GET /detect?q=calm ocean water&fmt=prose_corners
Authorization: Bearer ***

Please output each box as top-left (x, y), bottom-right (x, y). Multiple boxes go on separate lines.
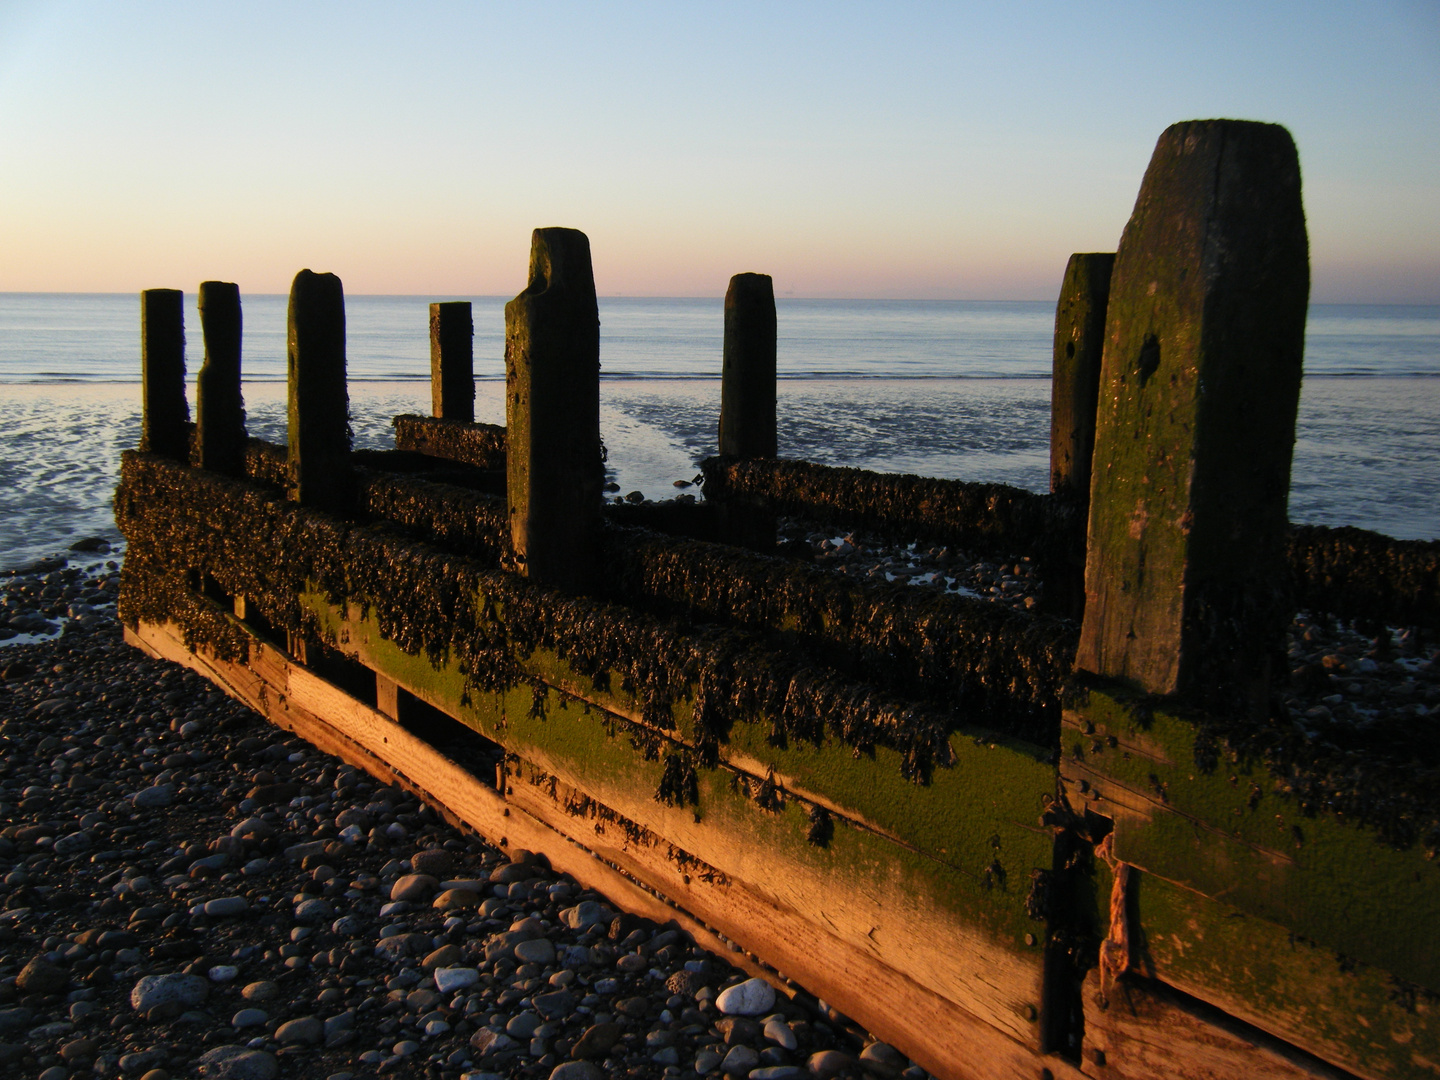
top-left (0, 294), bottom-right (1436, 569)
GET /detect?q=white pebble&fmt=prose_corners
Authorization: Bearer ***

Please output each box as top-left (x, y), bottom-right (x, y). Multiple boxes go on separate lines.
top-left (716, 977), bottom-right (776, 1016)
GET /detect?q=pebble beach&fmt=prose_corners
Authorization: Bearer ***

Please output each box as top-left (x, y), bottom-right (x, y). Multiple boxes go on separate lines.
top-left (0, 550), bottom-right (933, 1080)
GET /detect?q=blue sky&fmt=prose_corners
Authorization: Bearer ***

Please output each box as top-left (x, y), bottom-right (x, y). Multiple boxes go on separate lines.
top-left (0, 0), bottom-right (1436, 300)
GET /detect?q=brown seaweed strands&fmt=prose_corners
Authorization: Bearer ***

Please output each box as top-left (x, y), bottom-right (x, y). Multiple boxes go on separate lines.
top-left (114, 453), bottom-right (959, 783)
top-left (393, 414), bottom-right (507, 471)
top-left (597, 524), bottom-right (1075, 745)
top-left (1288, 524), bottom-right (1440, 631)
top-left (228, 437), bottom-right (1072, 741)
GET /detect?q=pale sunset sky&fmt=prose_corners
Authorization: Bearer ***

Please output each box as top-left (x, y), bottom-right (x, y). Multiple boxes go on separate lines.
top-left (1, 0), bottom-right (1436, 301)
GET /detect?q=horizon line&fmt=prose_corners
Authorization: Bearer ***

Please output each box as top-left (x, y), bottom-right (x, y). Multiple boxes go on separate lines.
top-left (1, 291), bottom-right (1438, 307)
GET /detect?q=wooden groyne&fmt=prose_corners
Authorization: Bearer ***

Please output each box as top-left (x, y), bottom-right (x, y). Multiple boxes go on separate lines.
top-left (116, 120), bottom-right (1440, 1080)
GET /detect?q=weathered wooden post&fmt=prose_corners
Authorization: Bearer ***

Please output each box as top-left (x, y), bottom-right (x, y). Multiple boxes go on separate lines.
top-left (1050, 253), bottom-right (1113, 504)
top-left (139, 288), bottom-right (189, 461)
top-left (286, 270), bottom-right (353, 512)
top-left (713, 273), bottom-right (778, 549)
top-left (430, 301), bottom-right (475, 422)
top-left (504, 228), bottom-right (602, 590)
top-left (1045, 253), bottom-right (1114, 620)
top-left (1075, 119), bottom-right (1309, 714)
top-left (196, 280), bottom-right (246, 475)
top-left (718, 272), bottom-right (777, 458)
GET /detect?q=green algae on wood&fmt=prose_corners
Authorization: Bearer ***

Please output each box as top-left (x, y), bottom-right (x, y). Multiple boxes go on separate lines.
top-left (1112, 863), bottom-right (1440, 1080)
top-left (1064, 682), bottom-right (1440, 991)
top-left (140, 288), bottom-right (189, 461)
top-left (196, 280), bottom-right (247, 477)
top-left (1076, 120), bottom-right (1309, 717)
top-left (504, 228), bottom-right (602, 591)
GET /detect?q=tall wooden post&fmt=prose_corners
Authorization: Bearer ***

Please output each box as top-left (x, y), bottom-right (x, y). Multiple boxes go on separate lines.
top-left (1075, 120), bottom-right (1309, 716)
top-left (286, 270), bottom-right (353, 512)
top-left (196, 280), bottom-right (246, 475)
top-left (430, 301), bottom-right (475, 422)
top-left (504, 228), bottom-right (601, 590)
top-left (1050, 253), bottom-right (1113, 504)
top-left (140, 288), bottom-right (189, 461)
top-left (1044, 253), bottom-right (1113, 620)
top-left (718, 273), bottom-right (777, 459)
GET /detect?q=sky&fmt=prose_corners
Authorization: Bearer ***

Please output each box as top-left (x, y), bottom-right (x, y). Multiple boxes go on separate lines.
top-left (0, 1), bottom-right (1437, 301)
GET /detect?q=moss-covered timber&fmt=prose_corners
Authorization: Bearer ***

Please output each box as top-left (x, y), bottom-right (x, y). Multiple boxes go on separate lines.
top-left (1087, 860), bottom-right (1440, 1080)
top-left (1076, 120), bottom-right (1309, 717)
top-left (1062, 682), bottom-right (1440, 993)
top-left (1049, 253), bottom-right (1113, 506)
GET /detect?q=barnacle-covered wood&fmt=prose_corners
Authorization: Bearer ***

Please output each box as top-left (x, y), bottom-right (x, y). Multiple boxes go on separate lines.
top-left (393, 414), bottom-right (506, 472)
top-left (597, 525), bottom-right (1076, 745)
top-left (1288, 524), bottom-right (1440, 630)
top-left (208, 437), bottom-right (1076, 742)
top-left (114, 453), bottom-right (963, 782)
top-left (700, 457), bottom-right (1073, 561)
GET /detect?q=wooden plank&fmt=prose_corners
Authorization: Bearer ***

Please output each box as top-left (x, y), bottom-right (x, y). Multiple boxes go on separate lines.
top-left (1082, 969), bottom-right (1359, 1080)
top-left (429, 301), bottom-right (475, 422)
top-left (139, 288), bottom-right (189, 461)
top-left (1122, 868), bottom-right (1440, 1080)
top-left (287, 269), bottom-right (353, 511)
top-left (719, 272), bottom-right (777, 459)
top-left (196, 280), bottom-right (246, 476)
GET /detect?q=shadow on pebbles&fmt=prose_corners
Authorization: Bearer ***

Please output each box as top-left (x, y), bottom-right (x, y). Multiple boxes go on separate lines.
top-left (0, 617), bottom-right (935, 1080)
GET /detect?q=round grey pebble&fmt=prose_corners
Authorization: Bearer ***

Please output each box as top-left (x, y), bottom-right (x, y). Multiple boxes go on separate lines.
top-left (130, 973), bottom-right (209, 1013)
top-left (231, 1008), bottom-right (268, 1029)
top-left (197, 1045), bottom-right (279, 1080)
top-left (275, 1015), bottom-right (324, 1045)
top-left (548, 1062), bottom-right (605, 1080)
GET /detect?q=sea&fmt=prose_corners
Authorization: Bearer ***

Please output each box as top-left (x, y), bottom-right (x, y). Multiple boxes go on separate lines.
top-left (0, 294), bottom-right (1436, 571)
